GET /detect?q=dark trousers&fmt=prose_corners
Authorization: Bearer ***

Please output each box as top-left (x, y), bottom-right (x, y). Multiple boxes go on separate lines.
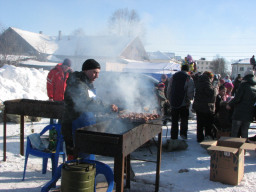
top-left (171, 106), bottom-right (189, 139)
top-left (231, 120), bottom-right (250, 138)
top-left (196, 111), bottom-right (215, 142)
top-left (61, 122), bottom-right (74, 156)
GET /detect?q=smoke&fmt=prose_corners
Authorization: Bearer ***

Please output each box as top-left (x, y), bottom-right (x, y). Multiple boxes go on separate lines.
top-left (67, 71), bottom-right (160, 118)
top-left (95, 72), bottom-right (159, 113)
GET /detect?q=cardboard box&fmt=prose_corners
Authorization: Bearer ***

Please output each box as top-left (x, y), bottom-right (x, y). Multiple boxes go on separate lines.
top-left (201, 137), bottom-right (256, 185)
top-left (216, 130), bottom-right (231, 139)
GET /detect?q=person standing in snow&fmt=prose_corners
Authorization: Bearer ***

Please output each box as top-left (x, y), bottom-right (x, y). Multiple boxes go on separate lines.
top-left (47, 58), bottom-right (72, 124)
top-left (226, 70), bottom-right (256, 138)
top-left (231, 74), bottom-right (242, 96)
top-left (159, 74), bottom-right (169, 97)
top-left (250, 55), bottom-right (256, 70)
top-left (156, 82), bottom-right (169, 117)
top-left (193, 71), bottom-right (218, 142)
top-left (159, 74), bottom-right (171, 124)
top-left (167, 64), bottom-right (195, 140)
top-left (61, 59), bottom-right (118, 160)
top-left (223, 82), bottom-right (234, 102)
top-left (214, 85), bottom-right (232, 135)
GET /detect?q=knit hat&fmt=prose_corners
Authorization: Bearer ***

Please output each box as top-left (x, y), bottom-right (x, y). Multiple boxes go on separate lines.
top-left (62, 58), bottom-right (71, 67)
top-left (82, 59), bottom-right (101, 71)
top-left (244, 70), bottom-right (254, 77)
top-left (203, 71), bottom-right (214, 79)
top-left (224, 82), bottom-right (234, 89)
top-left (158, 83), bottom-right (165, 89)
top-left (161, 74), bottom-right (168, 80)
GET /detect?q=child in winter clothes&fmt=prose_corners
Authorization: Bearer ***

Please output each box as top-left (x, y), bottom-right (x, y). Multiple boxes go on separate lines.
top-left (156, 83), bottom-right (169, 116)
top-left (214, 85), bottom-right (232, 138)
top-left (223, 82), bottom-right (234, 102)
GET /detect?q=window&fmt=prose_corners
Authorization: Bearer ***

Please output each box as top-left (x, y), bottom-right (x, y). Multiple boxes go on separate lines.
top-left (240, 67), bottom-right (244, 71)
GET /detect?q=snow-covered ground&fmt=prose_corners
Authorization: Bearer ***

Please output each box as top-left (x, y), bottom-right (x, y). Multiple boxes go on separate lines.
top-left (1, 119), bottom-right (256, 192)
top-left (0, 64), bottom-right (256, 192)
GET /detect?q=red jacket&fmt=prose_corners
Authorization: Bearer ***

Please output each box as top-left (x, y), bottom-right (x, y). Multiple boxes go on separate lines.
top-left (47, 63), bottom-right (70, 101)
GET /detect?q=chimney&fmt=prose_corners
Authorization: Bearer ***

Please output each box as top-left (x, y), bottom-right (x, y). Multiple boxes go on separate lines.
top-left (58, 30), bottom-right (61, 40)
top-left (39, 31), bottom-right (42, 34)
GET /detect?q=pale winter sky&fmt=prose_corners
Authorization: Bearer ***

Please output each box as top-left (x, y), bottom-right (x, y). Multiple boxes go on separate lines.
top-left (1, 0), bottom-right (256, 61)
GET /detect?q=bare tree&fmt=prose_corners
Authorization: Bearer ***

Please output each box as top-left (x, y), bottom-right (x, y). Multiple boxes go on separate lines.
top-left (211, 56), bottom-right (229, 77)
top-left (108, 8), bottom-right (145, 38)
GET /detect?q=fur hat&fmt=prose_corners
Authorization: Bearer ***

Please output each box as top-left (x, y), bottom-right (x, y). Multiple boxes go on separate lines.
top-left (244, 70), bottom-right (254, 77)
top-left (82, 59), bottom-right (101, 71)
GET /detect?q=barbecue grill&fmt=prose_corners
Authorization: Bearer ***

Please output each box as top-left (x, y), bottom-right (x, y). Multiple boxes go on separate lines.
top-left (3, 98), bottom-right (163, 191)
top-left (3, 99), bottom-right (64, 161)
top-left (75, 118), bottom-right (162, 192)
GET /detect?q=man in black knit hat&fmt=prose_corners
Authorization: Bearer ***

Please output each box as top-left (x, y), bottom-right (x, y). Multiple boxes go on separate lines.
top-left (61, 59), bottom-right (118, 160)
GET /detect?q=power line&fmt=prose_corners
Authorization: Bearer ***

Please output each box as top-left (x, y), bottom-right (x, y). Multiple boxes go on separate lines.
top-left (172, 51), bottom-right (255, 54)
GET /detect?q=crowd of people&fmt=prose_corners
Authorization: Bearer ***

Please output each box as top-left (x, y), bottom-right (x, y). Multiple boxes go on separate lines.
top-left (47, 56), bottom-right (256, 160)
top-left (157, 56), bottom-right (256, 144)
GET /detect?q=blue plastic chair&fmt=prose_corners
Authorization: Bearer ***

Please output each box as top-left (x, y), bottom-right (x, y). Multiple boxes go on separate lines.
top-left (22, 124), bottom-right (66, 180)
top-left (41, 158), bottom-right (114, 192)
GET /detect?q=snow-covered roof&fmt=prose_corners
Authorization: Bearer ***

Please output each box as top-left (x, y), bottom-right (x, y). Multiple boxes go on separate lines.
top-left (20, 59), bottom-right (57, 66)
top-left (11, 27), bottom-right (134, 57)
top-left (148, 51), bottom-right (174, 60)
top-left (55, 35), bottom-right (132, 57)
top-left (231, 58), bottom-right (250, 65)
top-left (11, 27), bottom-right (58, 54)
top-left (123, 61), bottom-right (180, 73)
top-left (19, 59), bottom-right (58, 70)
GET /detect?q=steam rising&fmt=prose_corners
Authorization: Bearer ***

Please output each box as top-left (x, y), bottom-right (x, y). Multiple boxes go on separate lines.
top-left (94, 72), bottom-right (159, 113)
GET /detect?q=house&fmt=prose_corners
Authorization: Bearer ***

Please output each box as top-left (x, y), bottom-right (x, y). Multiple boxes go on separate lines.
top-left (0, 27), bottom-right (57, 61)
top-left (231, 58), bottom-right (252, 79)
top-left (0, 27), bottom-right (149, 71)
top-left (195, 58), bottom-right (213, 73)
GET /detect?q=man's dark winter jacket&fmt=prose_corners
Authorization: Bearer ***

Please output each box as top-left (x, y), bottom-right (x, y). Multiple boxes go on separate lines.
top-left (250, 57), bottom-right (256, 68)
top-left (61, 71), bottom-right (110, 136)
top-left (228, 74), bottom-right (256, 122)
top-left (193, 74), bottom-right (217, 114)
top-left (167, 71), bottom-right (194, 109)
